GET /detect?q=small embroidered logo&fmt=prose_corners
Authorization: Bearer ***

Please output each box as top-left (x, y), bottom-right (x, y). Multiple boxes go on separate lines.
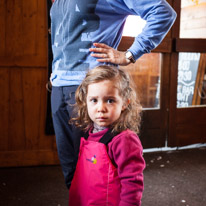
top-left (86, 155), bottom-right (97, 164)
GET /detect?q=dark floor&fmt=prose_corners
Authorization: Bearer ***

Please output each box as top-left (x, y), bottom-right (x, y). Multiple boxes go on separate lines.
top-left (0, 147), bottom-right (206, 206)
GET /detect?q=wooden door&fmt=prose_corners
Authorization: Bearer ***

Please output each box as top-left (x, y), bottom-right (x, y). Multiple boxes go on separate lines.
top-left (118, 0), bottom-right (174, 149)
top-left (0, 0), bottom-right (58, 167)
top-left (168, 0), bottom-right (206, 147)
top-left (119, 0), bottom-right (206, 148)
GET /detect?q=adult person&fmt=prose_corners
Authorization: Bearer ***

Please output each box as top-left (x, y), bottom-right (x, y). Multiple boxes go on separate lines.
top-left (49, 0), bottom-right (176, 189)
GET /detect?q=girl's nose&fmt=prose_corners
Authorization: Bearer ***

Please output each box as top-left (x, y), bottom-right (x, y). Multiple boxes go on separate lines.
top-left (97, 102), bottom-right (106, 112)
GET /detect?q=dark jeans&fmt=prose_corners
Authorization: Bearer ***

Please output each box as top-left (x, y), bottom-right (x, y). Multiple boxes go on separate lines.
top-left (51, 86), bottom-right (83, 189)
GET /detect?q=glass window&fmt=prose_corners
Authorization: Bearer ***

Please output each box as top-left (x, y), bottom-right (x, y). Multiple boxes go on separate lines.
top-left (177, 52), bottom-right (206, 107)
top-left (180, 0), bottom-right (206, 38)
top-left (121, 53), bottom-right (162, 108)
top-left (122, 16), bottom-right (146, 37)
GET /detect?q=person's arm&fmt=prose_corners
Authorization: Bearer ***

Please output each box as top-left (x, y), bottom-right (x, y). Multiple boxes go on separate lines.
top-left (109, 130), bottom-right (145, 206)
top-left (89, 0), bottom-right (176, 65)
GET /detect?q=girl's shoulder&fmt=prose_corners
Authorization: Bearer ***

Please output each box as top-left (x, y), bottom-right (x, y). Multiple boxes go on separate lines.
top-left (115, 129), bottom-right (139, 139)
top-left (110, 129), bottom-right (142, 148)
top-left (107, 129), bottom-right (144, 165)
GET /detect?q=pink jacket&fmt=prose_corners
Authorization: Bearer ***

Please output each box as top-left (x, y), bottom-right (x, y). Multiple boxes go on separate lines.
top-left (69, 129), bottom-right (145, 206)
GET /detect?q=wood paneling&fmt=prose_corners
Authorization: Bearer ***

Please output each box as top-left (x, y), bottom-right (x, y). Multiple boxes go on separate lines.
top-left (0, 0), bottom-right (47, 67)
top-left (0, 68), bottom-right (58, 167)
top-left (119, 37), bottom-right (173, 53)
top-left (0, 1), bottom-right (6, 56)
top-left (9, 68), bottom-right (26, 151)
top-left (0, 0), bottom-right (58, 167)
top-left (0, 150), bottom-right (59, 167)
top-left (176, 124), bottom-right (206, 146)
top-left (176, 39), bottom-right (206, 52)
top-left (0, 69), bottom-right (9, 151)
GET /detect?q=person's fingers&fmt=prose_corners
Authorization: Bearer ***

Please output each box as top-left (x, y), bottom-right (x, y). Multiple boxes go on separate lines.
top-left (96, 58), bottom-right (111, 62)
top-left (93, 42), bottom-right (110, 49)
top-left (91, 53), bottom-right (108, 58)
top-left (89, 47), bottom-right (108, 53)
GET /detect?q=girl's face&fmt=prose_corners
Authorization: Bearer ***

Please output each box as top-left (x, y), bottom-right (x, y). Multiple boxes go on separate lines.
top-left (86, 80), bottom-right (125, 128)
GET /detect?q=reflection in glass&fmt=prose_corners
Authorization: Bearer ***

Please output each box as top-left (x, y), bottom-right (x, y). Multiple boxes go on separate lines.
top-left (121, 53), bottom-right (161, 108)
top-left (177, 52), bottom-right (206, 107)
top-left (180, 0), bottom-right (206, 38)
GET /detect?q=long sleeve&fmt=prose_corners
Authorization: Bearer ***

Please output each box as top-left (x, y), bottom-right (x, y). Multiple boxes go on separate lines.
top-left (127, 0), bottom-right (177, 59)
top-left (108, 130), bottom-right (146, 206)
top-left (108, 0), bottom-right (177, 60)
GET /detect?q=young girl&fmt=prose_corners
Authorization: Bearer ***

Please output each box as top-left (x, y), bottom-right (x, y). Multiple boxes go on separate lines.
top-left (69, 65), bottom-right (145, 206)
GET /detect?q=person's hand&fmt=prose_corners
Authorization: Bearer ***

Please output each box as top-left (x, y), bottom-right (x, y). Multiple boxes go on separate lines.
top-left (89, 43), bottom-right (131, 66)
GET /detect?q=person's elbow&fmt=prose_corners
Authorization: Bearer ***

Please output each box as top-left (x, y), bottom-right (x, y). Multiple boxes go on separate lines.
top-left (172, 9), bottom-right (177, 22)
top-left (168, 7), bottom-right (177, 25)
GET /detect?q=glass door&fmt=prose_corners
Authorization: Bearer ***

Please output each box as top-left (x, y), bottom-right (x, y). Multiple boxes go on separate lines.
top-left (119, 0), bottom-right (206, 148)
top-left (118, 0), bottom-right (174, 148)
top-left (169, 0), bottom-right (206, 146)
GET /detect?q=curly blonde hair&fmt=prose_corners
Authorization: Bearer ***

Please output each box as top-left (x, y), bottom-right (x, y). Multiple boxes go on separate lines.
top-left (72, 65), bottom-right (142, 134)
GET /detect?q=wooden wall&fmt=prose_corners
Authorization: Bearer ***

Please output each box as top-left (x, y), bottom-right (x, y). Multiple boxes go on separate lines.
top-left (0, 0), bottom-right (59, 167)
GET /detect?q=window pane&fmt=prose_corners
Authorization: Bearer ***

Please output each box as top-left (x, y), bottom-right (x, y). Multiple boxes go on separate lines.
top-left (180, 0), bottom-right (206, 38)
top-left (122, 16), bottom-right (146, 37)
top-left (177, 52), bottom-right (206, 108)
top-left (121, 53), bottom-right (162, 108)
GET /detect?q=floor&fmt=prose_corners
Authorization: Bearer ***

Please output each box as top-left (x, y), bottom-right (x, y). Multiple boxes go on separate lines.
top-left (0, 147), bottom-right (206, 206)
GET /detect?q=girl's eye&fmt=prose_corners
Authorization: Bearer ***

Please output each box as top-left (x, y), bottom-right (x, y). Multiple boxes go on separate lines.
top-left (107, 99), bottom-right (114, 104)
top-left (91, 98), bottom-right (97, 103)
